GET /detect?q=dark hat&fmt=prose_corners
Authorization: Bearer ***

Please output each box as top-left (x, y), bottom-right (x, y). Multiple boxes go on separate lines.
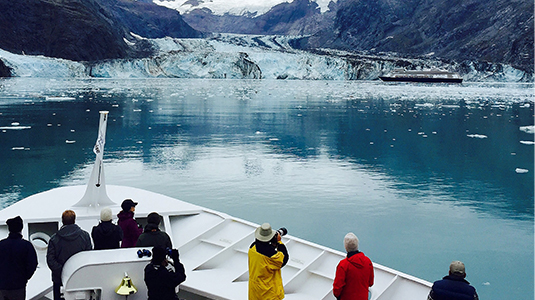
top-left (121, 199), bottom-right (138, 211)
top-left (147, 212), bottom-right (161, 225)
top-left (6, 216), bottom-right (23, 233)
top-left (151, 246), bottom-right (166, 264)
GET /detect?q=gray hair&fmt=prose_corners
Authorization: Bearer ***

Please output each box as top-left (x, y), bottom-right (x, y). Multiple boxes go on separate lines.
top-left (344, 232), bottom-right (359, 252)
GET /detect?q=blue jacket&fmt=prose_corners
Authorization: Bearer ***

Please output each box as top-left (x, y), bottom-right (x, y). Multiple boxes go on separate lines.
top-left (0, 232), bottom-right (38, 290)
top-left (428, 275), bottom-right (479, 300)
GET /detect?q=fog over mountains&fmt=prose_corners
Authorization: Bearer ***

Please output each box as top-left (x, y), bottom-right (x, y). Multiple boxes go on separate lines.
top-left (0, 0), bottom-right (532, 81)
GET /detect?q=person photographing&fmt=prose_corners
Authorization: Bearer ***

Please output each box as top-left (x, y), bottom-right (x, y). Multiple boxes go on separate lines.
top-left (248, 223), bottom-right (289, 300)
top-left (144, 246), bottom-right (186, 300)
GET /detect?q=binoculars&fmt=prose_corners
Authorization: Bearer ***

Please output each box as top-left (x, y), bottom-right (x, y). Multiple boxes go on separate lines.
top-left (137, 249), bottom-right (152, 258)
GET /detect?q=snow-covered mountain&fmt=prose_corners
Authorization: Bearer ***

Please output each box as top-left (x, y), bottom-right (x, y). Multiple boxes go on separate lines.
top-left (1, 34), bottom-right (529, 82)
top-left (154, 0), bottom-right (336, 16)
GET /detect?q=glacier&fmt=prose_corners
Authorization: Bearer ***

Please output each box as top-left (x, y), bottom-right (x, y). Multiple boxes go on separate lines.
top-left (0, 34), bottom-right (531, 82)
top-left (154, 0), bottom-right (337, 16)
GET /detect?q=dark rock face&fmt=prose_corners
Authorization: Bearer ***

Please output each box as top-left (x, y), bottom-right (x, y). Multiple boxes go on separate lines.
top-left (0, 0), bottom-right (201, 62)
top-left (0, 0), bottom-right (130, 61)
top-left (325, 0), bottom-right (534, 72)
top-left (101, 0), bottom-right (203, 39)
top-left (0, 59), bottom-right (12, 77)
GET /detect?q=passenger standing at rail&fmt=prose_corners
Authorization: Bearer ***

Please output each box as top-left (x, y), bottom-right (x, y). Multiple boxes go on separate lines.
top-left (427, 261), bottom-right (479, 300)
top-left (0, 216), bottom-right (38, 300)
top-left (333, 232), bottom-right (374, 300)
top-left (47, 210), bottom-right (92, 300)
top-left (248, 223), bottom-right (289, 300)
top-left (92, 207), bottom-right (123, 250)
top-left (117, 199), bottom-right (142, 248)
top-left (136, 212), bottom-right (172, 249)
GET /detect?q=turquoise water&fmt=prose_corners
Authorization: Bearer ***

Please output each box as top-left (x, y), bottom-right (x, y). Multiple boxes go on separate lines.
top-left (0, 78), bottom-right (533, 299)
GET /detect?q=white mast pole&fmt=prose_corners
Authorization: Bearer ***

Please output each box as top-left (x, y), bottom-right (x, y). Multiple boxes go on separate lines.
top-left (74, 111), bottom-right (115, 207)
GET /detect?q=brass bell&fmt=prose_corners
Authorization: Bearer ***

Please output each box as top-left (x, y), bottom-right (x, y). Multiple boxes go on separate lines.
top-left (115, 273), bottom-right (138, 296)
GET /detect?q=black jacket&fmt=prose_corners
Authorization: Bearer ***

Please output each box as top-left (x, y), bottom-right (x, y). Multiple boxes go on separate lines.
top-left (46, 224), bottom-right (92, 283)
top-left (0, 232), bottom-right (38, 290)
top-left (92, 221), bottom-right (123, 250)
top-left (136, 224), bottom-right (172, 249)
top-left (144, 260), bottom-right (186, 300)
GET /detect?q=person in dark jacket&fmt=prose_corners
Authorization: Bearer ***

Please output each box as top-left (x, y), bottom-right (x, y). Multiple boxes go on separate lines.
top-left (92, 207), bottom-right (123, 250)
top-left (117, 199), bottom-right (142, 248)
top-left (333, 232), bottom-right (374, 300)
top-left (47, 210), bottom-right (92, 300)
top-left (428, 261), bottom-right (479, 300)
top-left (144, 246), bottom-right (186, 300)
top-left (0, 216), bottom-right (38, 300)
top-left (136, 212), bottom-right (172, 249)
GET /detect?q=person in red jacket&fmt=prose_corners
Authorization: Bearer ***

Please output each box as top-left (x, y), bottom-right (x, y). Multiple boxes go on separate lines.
top-left (333, 232), bottom-right (374, 300)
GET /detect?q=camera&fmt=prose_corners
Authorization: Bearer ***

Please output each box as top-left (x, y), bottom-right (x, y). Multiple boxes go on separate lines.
top-left (277, 227), bottom-right (288, 237)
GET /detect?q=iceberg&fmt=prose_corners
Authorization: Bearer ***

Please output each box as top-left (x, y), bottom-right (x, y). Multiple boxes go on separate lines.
top-left (519, 125), bottom-right (535, 134)
top-left (467, 134), bottom-right (488, 139)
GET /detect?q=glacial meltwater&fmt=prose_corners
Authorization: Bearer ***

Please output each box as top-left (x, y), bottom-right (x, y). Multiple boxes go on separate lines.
top-left (0, 78), bottom-right (533, 300)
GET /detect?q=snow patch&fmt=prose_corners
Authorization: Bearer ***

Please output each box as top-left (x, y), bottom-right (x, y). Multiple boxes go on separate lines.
top-left (154, 0), bottom-right (337, 16)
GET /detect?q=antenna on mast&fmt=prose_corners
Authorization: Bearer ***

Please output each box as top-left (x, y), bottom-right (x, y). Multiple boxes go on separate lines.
top-left (74, 111), bottom-right (115, 208)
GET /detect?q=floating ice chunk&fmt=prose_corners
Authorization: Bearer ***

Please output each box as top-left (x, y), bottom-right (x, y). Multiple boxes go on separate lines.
top-left (519, 126), bottom-right (534, 134)
top-left (520, 141), bottom-right (535, 145)
top-left (515, 168), bottom-right (529, 174)
top-left (45, 96), bottom-right (76, 101)
top-left (467, 134), bottom-right (488, 139)
top-left (0, 125), bottom-right (31, 130)
top-left (415, 103), bottom-right (434, 108)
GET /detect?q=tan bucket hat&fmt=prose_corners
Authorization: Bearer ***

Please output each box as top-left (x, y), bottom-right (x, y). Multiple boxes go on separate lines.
top-left (255, 223), bottom-right (276, 242)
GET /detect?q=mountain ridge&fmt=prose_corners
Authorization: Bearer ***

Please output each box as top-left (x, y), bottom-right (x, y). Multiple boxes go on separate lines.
top-left (176, 0), bottom-right (533, 73)
top-left (0, 0), bottom-right (201, 61)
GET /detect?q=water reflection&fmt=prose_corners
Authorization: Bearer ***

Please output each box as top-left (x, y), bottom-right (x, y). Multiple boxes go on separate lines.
top-left (0, 78), bottom-right (533, 300)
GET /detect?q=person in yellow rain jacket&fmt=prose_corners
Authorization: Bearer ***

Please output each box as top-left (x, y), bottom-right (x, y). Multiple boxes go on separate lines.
top-left (248, 223), bottom-right (289, 300)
